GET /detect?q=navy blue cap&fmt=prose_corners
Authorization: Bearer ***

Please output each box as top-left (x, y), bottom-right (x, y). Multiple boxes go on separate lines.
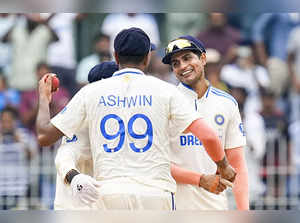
top-left (162, 35), bottom-right (206, 64)
top-left (88, 61), bottom-right (119, 83)
top-left (114, 27), bottom-right (151, 56)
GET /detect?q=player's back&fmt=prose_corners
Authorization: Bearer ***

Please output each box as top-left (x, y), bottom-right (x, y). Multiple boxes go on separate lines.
top-left (84, 69), bottom-right (181, 192)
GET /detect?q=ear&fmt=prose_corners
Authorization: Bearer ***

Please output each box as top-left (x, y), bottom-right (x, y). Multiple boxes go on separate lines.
top-left (143, 52), bottom-right (151, 67)
top-left (201, 53), bottom-right (207, 66)
top-left (114, 52), bottom-right (120, 65)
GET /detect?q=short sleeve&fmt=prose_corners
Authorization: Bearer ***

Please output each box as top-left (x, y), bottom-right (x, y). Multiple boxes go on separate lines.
top-left (169, 88), bottom-right (202, 137)
top-left (225, 105), bottom-right (247, 149)
top-left (51, 88), bottom-right (87, 138)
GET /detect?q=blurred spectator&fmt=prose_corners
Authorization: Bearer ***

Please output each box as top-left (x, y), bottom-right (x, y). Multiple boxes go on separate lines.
top-left (19, 62), bottom-right (70, 134)
top-left (0, 106), bottom-right (37, 210)
top-left (252, 13), bottom-right (300, 96)
top-left (220, 44), bottom-right (270, 114)
top-left (166, 13), bottom-right (208, 40)
top-left (205, 48), bottom-right (229, 92)
top-left (101, 13), bottom-right (160, 51)
top-left (259, 89), bottom-right (290, 206)
top-left (0, 73), bottom-right (20, 112)
top-left (235, 86), bottom-right (267, 208)
top-left (227, 14), bottom-right (261, 41)
top-left (0, 14), bottom-right (15, 74)
top-left (197, 13), bottom-right (242, 65)
top-left (288, 120), bottom-right (300, 202)
top-left (287, 24), bottom-right (300, 123)
top-left (76, 32), bottom-right (111, 87)
top-left (45, 13), bottom-right (86, 70)
top-left (148, 50), bottom-right (178, 85)
top-left (1, 14), bottom-right (59, 91)
top-left (45, 13), bottom-right (88, 97)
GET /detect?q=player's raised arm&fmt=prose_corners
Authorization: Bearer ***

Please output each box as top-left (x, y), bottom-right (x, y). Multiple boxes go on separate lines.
top-left (185, 118), bottom-right (236, 183)
top-left (36, 73), bottom-right (64, 146)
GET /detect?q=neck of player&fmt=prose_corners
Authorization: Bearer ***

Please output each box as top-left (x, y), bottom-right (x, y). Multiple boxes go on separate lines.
top-left (191, 78), bottom-right (209, 99)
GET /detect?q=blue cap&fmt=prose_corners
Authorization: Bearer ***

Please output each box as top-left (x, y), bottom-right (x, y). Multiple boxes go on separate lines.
top-left (88, 61), bottom-right (119, 83)
top-left (114, 27), bottom-right (151, 56)
top-left (162, 35), bottom-right (206, 64)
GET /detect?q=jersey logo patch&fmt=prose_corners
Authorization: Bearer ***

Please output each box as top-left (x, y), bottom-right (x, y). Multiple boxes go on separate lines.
top-left (215, 114), bottom-right (225, 126)
top-left (239, 123), bottom-right (246, 136)
top-left (66, 135), bottom-right (78, 143)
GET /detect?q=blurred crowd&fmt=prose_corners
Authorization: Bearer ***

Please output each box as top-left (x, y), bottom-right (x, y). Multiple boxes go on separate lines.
top-left (0, 12), bottom-right (300, 210)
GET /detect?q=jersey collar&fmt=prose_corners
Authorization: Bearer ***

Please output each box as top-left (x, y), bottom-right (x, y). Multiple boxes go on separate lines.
top-left (177, 82), bottom-right (212, 100)
top-left (177, 82), bottom-right (198, 99)
top-left (112, 68), bottom-right (145, 77)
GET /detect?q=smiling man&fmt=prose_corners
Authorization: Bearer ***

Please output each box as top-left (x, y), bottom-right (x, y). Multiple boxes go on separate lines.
top-left (162, 36), bottom-right (249, 210)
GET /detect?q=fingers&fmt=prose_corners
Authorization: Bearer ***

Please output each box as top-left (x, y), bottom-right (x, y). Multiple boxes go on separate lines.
top-left (90, 178), bottom-right (102, 188)
top-left (220, 178), bottom-right (234, 188)
top-left (208, 175), bottom-right (220, 193)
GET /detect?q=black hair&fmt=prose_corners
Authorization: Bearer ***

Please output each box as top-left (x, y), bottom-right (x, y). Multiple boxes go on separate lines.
top-left (36, 61), bottom-right (50, 72)
top-left (117, 54), bottom-right (148, 65)
top-left (1, 106), bottom-right (19, 119)
top-left (191, 50), bottom-right (203, 59)
top-left (93, 32), bottom-right (110, 44)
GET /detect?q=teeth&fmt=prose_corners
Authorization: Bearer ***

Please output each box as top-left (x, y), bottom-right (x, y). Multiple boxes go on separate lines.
top-left (182, 70), bottom-right (192, 76)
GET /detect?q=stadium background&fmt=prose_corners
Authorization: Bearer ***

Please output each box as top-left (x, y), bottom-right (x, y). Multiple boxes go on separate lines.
top-left (0, 13), bottom-right (299, 210)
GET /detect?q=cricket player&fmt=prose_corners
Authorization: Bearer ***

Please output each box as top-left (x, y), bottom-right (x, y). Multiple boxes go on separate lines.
top-left (162, 36), bottom-right (249, 210)
top-left (36, 27), bottom-right (236, 210)
top-left (54, 61), bottom-right (118, 210)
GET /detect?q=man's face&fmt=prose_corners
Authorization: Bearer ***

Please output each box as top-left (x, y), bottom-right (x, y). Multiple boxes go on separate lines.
top-left (170, 50), bottom-right (206, 86)
top-left (1, 111), bottom-right (15, 133)
top-left (95, 38), bottom-right (111, 55)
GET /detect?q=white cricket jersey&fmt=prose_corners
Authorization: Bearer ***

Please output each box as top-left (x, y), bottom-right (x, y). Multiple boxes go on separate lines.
top-left (54, 125), bottom-right (94, 210)
top-left (51, 68), bottom-right (201, 194)
top-left (170, 83), bottom-right (247, 210)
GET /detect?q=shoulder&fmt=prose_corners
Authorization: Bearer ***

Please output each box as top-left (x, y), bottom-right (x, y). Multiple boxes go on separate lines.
top-left (208, 87), bottom-right (238, 107)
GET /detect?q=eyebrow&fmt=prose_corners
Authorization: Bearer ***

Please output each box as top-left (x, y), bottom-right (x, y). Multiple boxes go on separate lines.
top-left (171, 52), bottom-right (192, 64)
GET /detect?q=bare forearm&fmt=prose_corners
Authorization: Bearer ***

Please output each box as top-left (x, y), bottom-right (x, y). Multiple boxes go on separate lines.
top-left (36, 95), bottom-right (51, 134)
top-left (171, 163), bottom-right (201, 186)
top-left (36, 95), bottom-right (63, 146)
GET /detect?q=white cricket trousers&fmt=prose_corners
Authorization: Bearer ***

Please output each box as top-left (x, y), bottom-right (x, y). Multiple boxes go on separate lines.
top-left (93, 181), bottom-right (176, 210)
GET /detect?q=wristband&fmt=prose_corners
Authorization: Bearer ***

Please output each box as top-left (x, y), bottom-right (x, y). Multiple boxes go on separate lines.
top-left (64, 169), bottom-right (80, 185)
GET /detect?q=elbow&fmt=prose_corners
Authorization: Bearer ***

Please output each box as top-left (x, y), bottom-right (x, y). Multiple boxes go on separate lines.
top-left (37, 134), bottom-right (51, 147)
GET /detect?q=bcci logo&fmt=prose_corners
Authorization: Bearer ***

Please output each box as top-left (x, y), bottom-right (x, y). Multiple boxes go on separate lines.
top-left (239, 123), bottom-right (246, 136)
top-left (215, 114), bottom-right (224, 126)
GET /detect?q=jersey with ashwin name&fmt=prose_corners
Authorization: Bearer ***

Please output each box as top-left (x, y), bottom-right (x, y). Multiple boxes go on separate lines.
top-left (170, 83), bottom-right (246, 210)
top-left (51, 68), bottom-right (201, 193)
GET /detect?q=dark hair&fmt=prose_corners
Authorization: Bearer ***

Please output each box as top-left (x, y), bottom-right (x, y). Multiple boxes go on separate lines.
top-left (260, 87), bottom-right (275, 98)
top-left (117, 54), bottom-right (148, 65)
top-left (93, 32), bottom-right (110, 44)
top-left (1, 106), bottom-right (19, 119)
top-left (36, 61), bottom-right (50, 72)
top-left (191, 50), bottom-right (203, 58)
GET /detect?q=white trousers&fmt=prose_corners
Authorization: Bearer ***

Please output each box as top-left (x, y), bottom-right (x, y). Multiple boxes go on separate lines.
top-left (93, 182), bottom-right (175, 210)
